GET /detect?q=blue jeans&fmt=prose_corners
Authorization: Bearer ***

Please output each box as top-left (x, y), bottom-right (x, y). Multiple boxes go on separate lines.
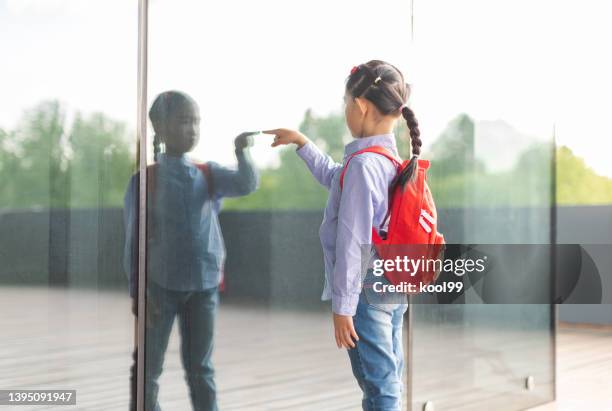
top-left (144, 281), bottom-right (219, 411)
top-left (347, 272), bottom-right (409, 411)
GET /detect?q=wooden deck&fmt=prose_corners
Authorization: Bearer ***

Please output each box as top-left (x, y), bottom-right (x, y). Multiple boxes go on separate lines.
top-left (0, 287), bottom-right (610, 410)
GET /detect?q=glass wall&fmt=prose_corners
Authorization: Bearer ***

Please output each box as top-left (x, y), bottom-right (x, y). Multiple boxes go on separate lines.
top-left (408, 1), bottom-right (555, 410)
top-left (1, 0), bottom-right (562, 410)
top-left (0, 0), bottom-right (137, 409)
top-left (144, 0), bottom-right (416, 409)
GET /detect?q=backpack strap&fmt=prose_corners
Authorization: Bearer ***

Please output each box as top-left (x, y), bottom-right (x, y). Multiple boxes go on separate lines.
top-left (339, 146), bottom-right (401, 189)
top-left (339, 146), bottom-right (402, 244)
top-left (417, 159), bottom-right (430, 170)
top-left (195, 162), bottom-right (215, 198)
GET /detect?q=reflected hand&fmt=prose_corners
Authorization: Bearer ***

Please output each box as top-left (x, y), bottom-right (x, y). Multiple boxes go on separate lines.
top-left (333, 313), bottom-right (359, 349)
top-left (235, 132), bottom-right (255, 150)
top-left (262, 128), bottom-right (308, 148)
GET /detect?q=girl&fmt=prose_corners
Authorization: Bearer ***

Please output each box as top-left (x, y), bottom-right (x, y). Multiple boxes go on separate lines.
top-left (264, 60), bottom-right (422, 411)
top-left (123, 90), bottom-right (258, 411)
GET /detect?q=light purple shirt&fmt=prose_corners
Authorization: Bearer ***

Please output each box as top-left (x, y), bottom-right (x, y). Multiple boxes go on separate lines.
top-left (296, 133), bottom-right (400, 316)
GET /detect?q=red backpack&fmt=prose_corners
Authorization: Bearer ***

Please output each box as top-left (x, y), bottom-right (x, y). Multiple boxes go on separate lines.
top-left (340, 146), bottom-right (445, 290)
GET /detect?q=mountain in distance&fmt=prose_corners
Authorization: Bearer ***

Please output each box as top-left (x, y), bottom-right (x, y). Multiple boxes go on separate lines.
top-left (474, 119), bottom-right (547, 172)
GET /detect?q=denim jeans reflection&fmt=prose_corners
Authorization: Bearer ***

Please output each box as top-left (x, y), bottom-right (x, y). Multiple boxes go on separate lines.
top-left (145, 282), bottom-right (218, 411)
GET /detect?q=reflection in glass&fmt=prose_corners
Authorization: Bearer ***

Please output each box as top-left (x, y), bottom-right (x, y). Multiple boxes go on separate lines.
top-left (123, 91), bottom-right (258, 410)
top-left (0, 1), bottom-right (137, 408)
top-left (408, 1), bottom-right (556, 410)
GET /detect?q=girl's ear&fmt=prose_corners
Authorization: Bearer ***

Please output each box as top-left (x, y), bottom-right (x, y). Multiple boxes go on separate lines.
top-left (354, 97), bottom-right (368, 115)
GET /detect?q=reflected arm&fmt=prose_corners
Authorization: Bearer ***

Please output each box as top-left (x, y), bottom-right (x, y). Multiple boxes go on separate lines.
top-left (208, 148), bottom-right (259, 198)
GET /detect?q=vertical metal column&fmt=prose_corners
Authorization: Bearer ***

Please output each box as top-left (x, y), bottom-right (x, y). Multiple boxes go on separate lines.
top-left (136, 0), bottom-right (149, 410)
top-left (406, 3), bottom-right (416, 410)
top-left (550, 125), bottom-right (558, 402)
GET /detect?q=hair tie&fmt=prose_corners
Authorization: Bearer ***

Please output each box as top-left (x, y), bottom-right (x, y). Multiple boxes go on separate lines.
top-left (374, 76), bottom-right (382, 85)
top-left (350, 65), bottom-right (359, 75)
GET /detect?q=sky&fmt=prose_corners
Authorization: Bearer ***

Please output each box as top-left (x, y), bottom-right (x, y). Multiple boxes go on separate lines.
top-left (1, 0), bottom-right (611, 176)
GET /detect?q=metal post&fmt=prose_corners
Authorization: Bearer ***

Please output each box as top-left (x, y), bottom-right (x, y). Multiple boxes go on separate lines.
top-left (550, 124), bottom-right (557, 402)
top-left (136, 0), bottom-right (148, 410)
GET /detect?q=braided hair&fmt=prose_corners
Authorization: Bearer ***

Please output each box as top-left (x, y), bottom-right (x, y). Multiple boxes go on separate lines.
top-left (148, 90), bottom-right (196, 162)
top-left (346, 60), bottom-right (422, 185)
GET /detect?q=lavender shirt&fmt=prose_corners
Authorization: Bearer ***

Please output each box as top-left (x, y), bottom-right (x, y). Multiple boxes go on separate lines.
top-left (296, 133), bottom-right (400, 316)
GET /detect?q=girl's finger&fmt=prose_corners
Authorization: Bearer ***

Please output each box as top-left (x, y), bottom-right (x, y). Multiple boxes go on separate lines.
top-left (339, 335), bottom-right (347, 349)
top-left (262, 129), bottom-right (280, 135)
top-left (339, 330), bottom-right (348, 349)
top-left (335, 331), bottom-right (341, 349)
top-left (344, 330), bottom-right (356, 348)
top-left (350, 326), bottom-right (359, 342)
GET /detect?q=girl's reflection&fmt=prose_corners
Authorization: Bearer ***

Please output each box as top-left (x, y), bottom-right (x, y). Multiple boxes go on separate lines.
top-left (123, 90), bottom-right (258, 410)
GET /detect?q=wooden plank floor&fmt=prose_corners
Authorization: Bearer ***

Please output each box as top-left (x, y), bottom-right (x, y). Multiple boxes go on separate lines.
top-left (0, 287), bottom-right (610, 410)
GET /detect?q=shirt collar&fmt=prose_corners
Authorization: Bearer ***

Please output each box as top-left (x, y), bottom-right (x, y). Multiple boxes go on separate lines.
top-left (343, 133), bottom-right (399, 160)
top-left (158, 152), bottom-right (190, 167)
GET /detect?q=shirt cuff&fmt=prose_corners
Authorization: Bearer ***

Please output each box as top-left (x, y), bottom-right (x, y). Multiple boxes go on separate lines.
top-left (332, 292), bottom-right (360, 316)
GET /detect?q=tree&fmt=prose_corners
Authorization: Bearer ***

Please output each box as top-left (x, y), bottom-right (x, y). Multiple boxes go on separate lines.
top-left (556, 145), bottom-right (612, 205)
top-left (0, 101), bottom-right (134, 210)
top-left (2, 101), bottom-right (611, 211)
top-left (69, 112), bottom-right (134, 208)
top-left (8, 101), bottom-right (69, 208)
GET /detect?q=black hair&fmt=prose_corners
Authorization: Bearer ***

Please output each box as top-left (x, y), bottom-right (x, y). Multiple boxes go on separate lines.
top-left (346, 60), bottom-right (421, 185)
top-left (148, 90), bottom-right (196, 162)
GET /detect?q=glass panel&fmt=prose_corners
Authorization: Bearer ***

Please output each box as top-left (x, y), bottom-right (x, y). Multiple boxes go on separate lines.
top-left (146, 0), bottom-right (414, 410)
top-left (409, 1), bottom-right (555, 410)
top-left (0, 1), bottom-right (137, 409)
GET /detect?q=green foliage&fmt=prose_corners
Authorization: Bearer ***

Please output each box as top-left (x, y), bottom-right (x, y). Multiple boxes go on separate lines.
top-left (69, 112), bottom-right (134, 207)
top-left (0, 101), bottom-right (69, 208)
top-left (428, 114), bottom-right (481, 176)
top-left (2, 101), bottom-right (611, 211)
top-left (557, 145), bottom-right (612, 205)
top-left (0, 100), bottom-right (134, 210)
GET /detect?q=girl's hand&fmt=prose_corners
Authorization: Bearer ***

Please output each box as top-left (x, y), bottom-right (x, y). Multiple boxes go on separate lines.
top-left (262, 128), bottom-right (308, 149)
top-left (235, 132), bottom-right (255, 150)
top-left (333, 313), bottom-right (359, 349)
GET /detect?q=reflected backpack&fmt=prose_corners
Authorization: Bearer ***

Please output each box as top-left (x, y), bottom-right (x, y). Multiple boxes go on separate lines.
top-left (340, 146), bottom-right (445, 290)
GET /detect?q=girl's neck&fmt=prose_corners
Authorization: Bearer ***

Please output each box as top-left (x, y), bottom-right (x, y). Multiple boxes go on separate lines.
top-left (164, 149), bottom-right (186, 157)
top-left (358, 122), bottom-right (395, 138)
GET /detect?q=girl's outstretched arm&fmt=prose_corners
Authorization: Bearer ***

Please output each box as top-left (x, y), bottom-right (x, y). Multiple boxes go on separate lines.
top-left (263, 128), bottom-right (341, 190)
